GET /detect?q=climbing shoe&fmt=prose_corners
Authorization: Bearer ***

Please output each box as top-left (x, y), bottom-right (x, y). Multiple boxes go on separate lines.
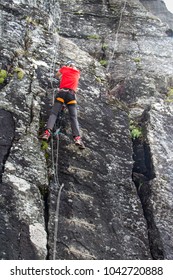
top-left (39, 129), bottom-right (51, 141)
top-left (74, 136), bottom-right (85, 149)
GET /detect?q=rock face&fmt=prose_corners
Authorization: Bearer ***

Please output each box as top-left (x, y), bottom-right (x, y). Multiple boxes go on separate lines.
top-left (140, 0), bottom-right (173, 29)
top-left (0, 0), bottom-right (173, 260)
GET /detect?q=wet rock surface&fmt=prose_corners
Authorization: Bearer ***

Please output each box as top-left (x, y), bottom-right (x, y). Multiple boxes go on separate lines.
top-left (0, 0), bottom-right (173, 259)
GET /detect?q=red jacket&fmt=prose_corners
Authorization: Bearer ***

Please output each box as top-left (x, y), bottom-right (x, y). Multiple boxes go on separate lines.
top-left (58, 66), bottom-right (80, 92)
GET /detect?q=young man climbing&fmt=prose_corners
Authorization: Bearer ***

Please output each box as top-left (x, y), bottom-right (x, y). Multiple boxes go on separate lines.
top-left (40, 60), bottom-right (85, 149)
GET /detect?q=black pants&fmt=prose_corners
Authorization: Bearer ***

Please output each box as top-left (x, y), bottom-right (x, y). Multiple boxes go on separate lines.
top-left (47, 90), bottom-right (80, 137)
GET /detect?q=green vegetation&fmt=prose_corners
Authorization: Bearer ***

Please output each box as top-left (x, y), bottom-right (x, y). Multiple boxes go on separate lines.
top-left (87, 34), bottom-right (100, 40)
top-left (95, 76), bottom-right (102, 83)
top-left (99, 59), bottom-right (108, 66)
top-left (129, 120), bottom-right (142, 139)
top-left (167, 88), bottom-right (173, 96)
top-left (95, 75), bottom-right (106, 83)
top-left (0, 69), bottom-right (7, 78)
top-left (133, 57), bottom-right (141, 63)
top-left (0, 69), bottom-right (7, 84)
top-left (41, 140), bottom-right (49, 151)
top-left (0, 77), bottom-right (5, 84)
top-left (39, 119), bottom-right (45, 129)
top-left (14, 67), bottom-right (25, 80)
top-left (102, 43), bottom-right (108, 50)
top-left (41, 140), bottom-right (49, 161)
top-left (26, 16), bottom-right (38, 26)
top-left (165, 87), bottom-right (173, 102)
top-left (133, 57), bottom-right (143, 70)
top-left (130, 127), bottom-right (142, 139)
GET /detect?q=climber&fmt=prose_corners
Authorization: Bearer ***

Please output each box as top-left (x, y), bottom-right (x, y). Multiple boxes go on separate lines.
top-left (40, 60), bottom-right (85, 149)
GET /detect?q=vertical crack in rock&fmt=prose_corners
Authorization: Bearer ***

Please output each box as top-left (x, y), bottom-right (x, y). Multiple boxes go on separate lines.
top-left (43, 188), bottom-right (50, 260)
top-left (37, 150), bottom-right (50, 260)
top-left (0, 110), bottom-right (15, 182)
top-left (28, 79), bottom-right (35, 128)
top-left (38, 113), bottom-right (51, 260)
top-left (131, 112), bottom-right (164, 259)
top-left (38, 185), bottom-right (50, 260)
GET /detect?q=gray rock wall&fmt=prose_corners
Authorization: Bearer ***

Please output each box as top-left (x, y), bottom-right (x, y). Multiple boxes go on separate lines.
top-left (0, 0), bottom-right (173, 259)
top-left (140, 0), bottom-right (173, 29)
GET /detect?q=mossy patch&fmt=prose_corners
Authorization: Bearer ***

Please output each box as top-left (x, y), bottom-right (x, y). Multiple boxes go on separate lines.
top-left (41, 140), bottom-right (49, 151)
top-left (133, 57), bottom-right (141, 63)
top-left (0, 77), bottom-right (5, 84)
top-left (14, 67), bottom-right (25, 80)
top-left (0, 69), bottom-right (7, 79)
top-left (129, 120), bottom-right (142, 139)
top-left (99, 59), bottom-right (108, 66)
top-left (87, 34), bottom-right (101, 40)
top-left (0, 69), bottom-right (7, 84)
top-left (26, 16), bottom-right (38, 26)
top-left (102, 43), bottom-right (108, 50)
top-left (41, 140), bottom-right (50, 161)
top-left (165, 87), bottom-right (173, 102)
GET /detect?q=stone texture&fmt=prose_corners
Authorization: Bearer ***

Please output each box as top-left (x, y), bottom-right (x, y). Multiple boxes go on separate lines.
top-left (140, 0), bottom-right (173, 29)
top-left (0, 0), bottom-right (173, 260)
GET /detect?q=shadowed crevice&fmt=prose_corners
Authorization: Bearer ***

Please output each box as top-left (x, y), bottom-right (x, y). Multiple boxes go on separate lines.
top-left (0, 109), bottom-right (15, 182)
top-left (132, 136), bottom-right (164, 259)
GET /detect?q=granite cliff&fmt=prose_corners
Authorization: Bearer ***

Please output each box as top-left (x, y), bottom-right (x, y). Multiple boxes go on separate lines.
top-left (0, 0), bottom-right (173, 260)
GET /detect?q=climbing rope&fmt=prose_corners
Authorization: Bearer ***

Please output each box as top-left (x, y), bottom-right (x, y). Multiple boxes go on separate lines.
top-left (51, 109), bottom-right (65, 260)
top-left (106, 0), bottom-right (127, 71)
top-left (48, 2), bottom-right (61, 104)
top-left (53, 182), bottom-right (64, 260)
top-left (49, 48), bottom-right (58, 105)
top-left (49, 0), bottom-right (127, 260)
top-left (45, 3), bottom-right (64, 260)
top-left (52, 122), bottom-right (64, 261)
